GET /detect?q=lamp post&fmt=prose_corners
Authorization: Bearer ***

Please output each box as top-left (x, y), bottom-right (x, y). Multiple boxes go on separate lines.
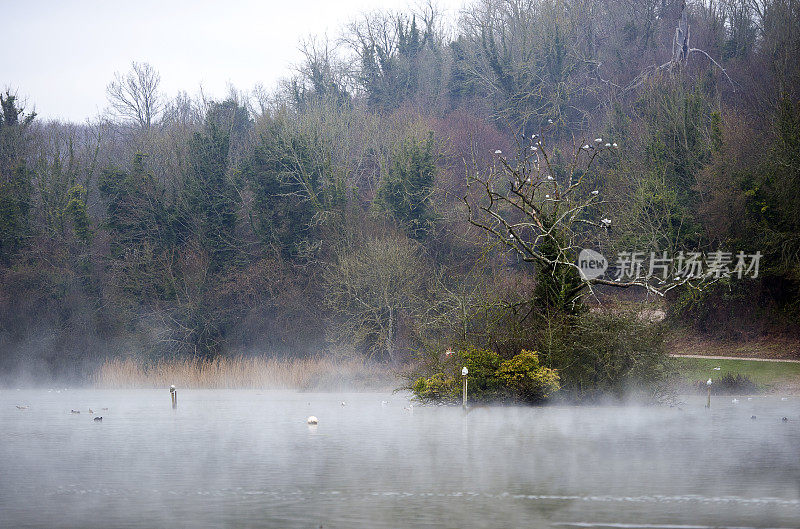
top-left (705, 378), bottom-right (712, 408)
top-left (462, 366), bottom-right (469, 408)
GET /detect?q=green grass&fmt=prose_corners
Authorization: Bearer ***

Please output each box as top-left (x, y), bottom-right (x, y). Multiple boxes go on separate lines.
top-left (672, 357), bottom-right (800, 388)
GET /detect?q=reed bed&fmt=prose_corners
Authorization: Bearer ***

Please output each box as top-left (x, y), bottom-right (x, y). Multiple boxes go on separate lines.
top-left (94, 355), bottom-right (397, 390)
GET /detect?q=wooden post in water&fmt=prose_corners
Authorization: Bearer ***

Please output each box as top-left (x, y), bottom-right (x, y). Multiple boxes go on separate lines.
top-left (461, 366), bottom-right (468, 408)
top-left (705, 379), bottom-right (711, 408)
top-left (170, 385), bottom-right (177, 409)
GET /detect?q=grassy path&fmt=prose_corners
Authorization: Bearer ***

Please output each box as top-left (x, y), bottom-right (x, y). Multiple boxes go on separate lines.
top-left (670, 354), bottom-right (800, 363)
top-left (671, 356), bottom-right (800, 388)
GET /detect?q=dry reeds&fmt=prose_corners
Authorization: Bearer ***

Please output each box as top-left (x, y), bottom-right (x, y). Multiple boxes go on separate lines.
top-left (94, 355), bottom-right (396, 391)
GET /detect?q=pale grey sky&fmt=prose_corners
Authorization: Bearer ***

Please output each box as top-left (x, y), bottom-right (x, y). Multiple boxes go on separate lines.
top-left (2, 0), bottom-right (465, 122)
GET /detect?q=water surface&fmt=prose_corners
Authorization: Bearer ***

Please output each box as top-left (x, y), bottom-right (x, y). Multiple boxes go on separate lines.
top-left (1, 389), bottom-right (798, 528)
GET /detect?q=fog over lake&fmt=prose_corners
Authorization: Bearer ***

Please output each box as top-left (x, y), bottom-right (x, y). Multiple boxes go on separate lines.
top-left (2, 390), bottom-right (798, 528)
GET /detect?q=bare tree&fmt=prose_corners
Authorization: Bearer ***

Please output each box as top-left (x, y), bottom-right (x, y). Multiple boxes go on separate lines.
top-left (464, 130), bottom-right (708, 308)
top-left (323, 235), bottom-right (427, 362)
top-left (106, 62), bottom-right (164, 130)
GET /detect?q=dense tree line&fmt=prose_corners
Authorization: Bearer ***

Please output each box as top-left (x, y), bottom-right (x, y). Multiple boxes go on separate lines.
top-left (1, 0), bottom-right (798, 383)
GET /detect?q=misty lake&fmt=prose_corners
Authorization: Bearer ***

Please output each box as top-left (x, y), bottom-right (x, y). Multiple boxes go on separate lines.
top-left (1, 389), bottom-right (798, 529)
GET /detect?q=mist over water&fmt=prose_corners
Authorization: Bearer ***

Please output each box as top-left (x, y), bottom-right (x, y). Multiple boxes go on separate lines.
top-left (1, 390), bottom-right (798, 528)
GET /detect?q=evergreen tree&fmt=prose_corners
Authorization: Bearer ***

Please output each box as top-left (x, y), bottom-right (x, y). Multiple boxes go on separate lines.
top-left (0, 92), bottom-right (35, 263)
top-left (377, 132), bottom-right (436, 240)
top-left (244, 121), bottom-right (332, 258)
top-left (185, 120), bottom-right (240, 271)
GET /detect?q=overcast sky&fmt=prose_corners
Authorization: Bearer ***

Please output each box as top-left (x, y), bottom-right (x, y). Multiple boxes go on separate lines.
top-left (2, 0), bottom-right (465, 122)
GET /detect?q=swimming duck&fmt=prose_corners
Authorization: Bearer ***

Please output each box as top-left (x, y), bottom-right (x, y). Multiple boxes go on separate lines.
top-left (94, 416), bottom-right (103, 421)
top-left (70, 410), bottom-right (80, 414)
top-left (307, 416), bottom-right (318, 425)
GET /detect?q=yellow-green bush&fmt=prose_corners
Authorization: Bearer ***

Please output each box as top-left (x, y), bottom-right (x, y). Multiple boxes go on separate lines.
top-left (496, 350), bottom-right (560, 402)
top-left (412, 372), bottom-right (457, 402)
top-left (410, 347), bottom-right (560, 404)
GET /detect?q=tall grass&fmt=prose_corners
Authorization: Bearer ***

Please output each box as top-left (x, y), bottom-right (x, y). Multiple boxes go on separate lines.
top-left (94, 355), bottom-right (396, 390)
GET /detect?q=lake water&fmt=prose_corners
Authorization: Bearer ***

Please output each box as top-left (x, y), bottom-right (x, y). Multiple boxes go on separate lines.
top-left (1, 389), bottom-right (798, 528)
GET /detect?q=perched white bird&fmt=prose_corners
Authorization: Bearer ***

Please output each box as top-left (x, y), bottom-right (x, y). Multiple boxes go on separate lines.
top-left (591, 190), bottom-right (599, 195)
top-left (582, 145), bottom-right (591, 150)
top-left (307, 416), bottom-right (319, 425)
top-left (612, 143), bottom-right (618, 148)
top-left (531, 146), bottom-right (537, 151)
top-left (595, 138), bottom-right (603, 143)
top-left (494, 150), bottom-right (502, 155)
top-left (604, 143), bottom-right (611, 147)
top-left (546, 175), bottom-right (553, 180)
top-left (548, 119), bottom-right (554, 124)
top-left (706, 379), bottom-right (713, 386)
top-left (601, 218), bottom-right (612, 226)
top-left (713, 367), bottom-right (721, 370)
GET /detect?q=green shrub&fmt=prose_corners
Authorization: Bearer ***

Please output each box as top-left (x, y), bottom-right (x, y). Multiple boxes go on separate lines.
top-left (460, 345), bottom-right (503, 398)
top-left (694, 373), bottom-right (759, 395)
top-left (548, 310), bottom-right (671, 400)
top-left (496, 350), bottom-right (560, 402)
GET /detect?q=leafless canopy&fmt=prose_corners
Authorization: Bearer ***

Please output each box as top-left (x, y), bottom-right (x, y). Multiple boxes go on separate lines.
top-left (106, 62), bottom-right (163, 130)
top-left (464, 130), bottom-right (706, 304)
